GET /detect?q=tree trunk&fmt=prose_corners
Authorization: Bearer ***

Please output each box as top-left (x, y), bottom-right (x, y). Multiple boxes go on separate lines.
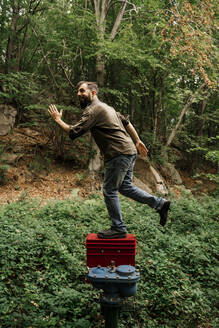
top-left (196, 98), bottom-right (208, 137)
top-left (166, 83), bottom-right (205, 147)
top-left (90, 0), bottom-right (129, 173)
top-left (156, 77), bottom-right (166, 142)
top-left (94, 0), bottom-right (128, 87)
top-left (109, 0), bottom-right (127, 41)
top-left (18, 23), bottom-right (29, 71)
top-left (32, 27), bottom-right (59, 90)
top-left (152, 73), bottom-right (158, 142)
top-left (96, 53), bottom-right (105, 87)
top-left (130, 94), bottom-right (135, 122)
top-left (5, 0), bottom-right (20, 73)
top-left (139, 95), bottom-right (146, 135)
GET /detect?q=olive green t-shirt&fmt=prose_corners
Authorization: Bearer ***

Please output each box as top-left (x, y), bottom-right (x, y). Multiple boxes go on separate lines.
top-left (69, 97), bottom-right (137, 161)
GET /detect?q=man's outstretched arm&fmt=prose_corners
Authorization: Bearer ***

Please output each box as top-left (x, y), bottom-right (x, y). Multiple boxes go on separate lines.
top-left (48, 104), bottom-right (71, 132)
top-left (125, 122), bottom-right (148, 157)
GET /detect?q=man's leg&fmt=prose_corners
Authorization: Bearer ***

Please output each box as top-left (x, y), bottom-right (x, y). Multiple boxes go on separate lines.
top-left (98, 155), bottom-right (133, 238)
top-left (118, 157), bottom-right (164, 210)
top-left (119, 155), bottom-right (170, 225)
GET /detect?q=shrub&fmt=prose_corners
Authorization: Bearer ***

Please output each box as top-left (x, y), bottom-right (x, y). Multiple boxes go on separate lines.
top-left (0, 194), bottom-right (218, 327)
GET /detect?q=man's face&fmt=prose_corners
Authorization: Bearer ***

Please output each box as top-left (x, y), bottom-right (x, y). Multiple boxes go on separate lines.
top-left (77, 83), bottom-right (92, 109)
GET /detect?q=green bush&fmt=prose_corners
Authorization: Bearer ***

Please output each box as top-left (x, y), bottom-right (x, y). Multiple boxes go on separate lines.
top-left (0, 72), bottom-right (38, 106)
top-left (0, 194), bottom-right (218, 327)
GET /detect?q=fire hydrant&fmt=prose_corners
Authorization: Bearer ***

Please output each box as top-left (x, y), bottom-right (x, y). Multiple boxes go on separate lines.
top-left (87, 261), bottom-right (140, 328)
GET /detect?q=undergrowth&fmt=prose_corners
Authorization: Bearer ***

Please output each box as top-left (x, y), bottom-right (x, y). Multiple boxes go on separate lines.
top-left (0, 193), bottom-right (218, 327)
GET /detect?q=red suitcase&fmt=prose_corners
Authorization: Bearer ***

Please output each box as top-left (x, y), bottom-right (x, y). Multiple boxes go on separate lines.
top-left (86, 233), bottom-right (137, 267)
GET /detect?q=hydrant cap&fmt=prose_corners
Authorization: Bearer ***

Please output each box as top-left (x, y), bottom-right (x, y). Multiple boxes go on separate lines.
top-left (116, 265), bottom-right (136, 276)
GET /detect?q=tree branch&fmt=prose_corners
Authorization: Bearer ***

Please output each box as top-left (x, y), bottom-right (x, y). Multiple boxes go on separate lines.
top-left (93, 0), bottom-right (100, 24)
top-left (59, 40), bottom-right (76, 90)
top-left (166, 83), bottom-right (206, 146)
top-left (60, 64), bottom-right (75, 90)
top-left (26, 44), bottom-right (39, 67)
top-left (108, 0), bottom-right (135, 11)
top-left (32, 27), bottom-right (59, 89)
top-left (110, 0), bottom-right (127, 40)
top-left (100, 0), bottom-right (111, 24)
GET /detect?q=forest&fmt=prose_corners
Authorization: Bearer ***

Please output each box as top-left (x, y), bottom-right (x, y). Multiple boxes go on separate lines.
top-left (0, 0), bottom-right (218, 172)
top-left (0, 1), bottom-right (218, 327)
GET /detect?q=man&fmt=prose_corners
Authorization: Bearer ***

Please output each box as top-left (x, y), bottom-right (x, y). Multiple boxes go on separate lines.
top-left (48, 81), bottom-right (170, 239)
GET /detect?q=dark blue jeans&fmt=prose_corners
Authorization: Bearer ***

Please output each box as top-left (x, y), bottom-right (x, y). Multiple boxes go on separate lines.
top-left (103, 154), bottom-right (165, 232)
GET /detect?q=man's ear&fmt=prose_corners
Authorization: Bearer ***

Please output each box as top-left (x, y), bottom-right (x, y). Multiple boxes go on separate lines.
top-left (91, 90), bottom-right (96, 97)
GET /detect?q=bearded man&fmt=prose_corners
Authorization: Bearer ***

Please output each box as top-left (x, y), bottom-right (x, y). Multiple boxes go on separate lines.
top-left (48, 81), bottom-right (170, 239)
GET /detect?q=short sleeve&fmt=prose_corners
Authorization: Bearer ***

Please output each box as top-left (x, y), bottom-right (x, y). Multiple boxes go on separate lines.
top-left (69, 108), bottom-right (97, 140)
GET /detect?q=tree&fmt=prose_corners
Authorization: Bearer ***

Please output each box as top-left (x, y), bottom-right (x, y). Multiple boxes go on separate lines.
top-left (0, 0), bottom-right (45, 73)
top-left (89, 0), bottom-right (138, 86)
top-left (0, 0), bottom-right (217, 173)
top-left (160, 0), bottom-right (218, 146)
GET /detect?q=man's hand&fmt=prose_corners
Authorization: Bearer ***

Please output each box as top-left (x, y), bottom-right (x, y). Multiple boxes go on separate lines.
top-left (48, 104), bottom-right (70, 133)
top-left (48, 104), bottom-right (63, 122)
top-left (136, 140), bottom-right (148, 157)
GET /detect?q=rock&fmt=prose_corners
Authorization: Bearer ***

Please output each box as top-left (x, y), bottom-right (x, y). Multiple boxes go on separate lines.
top-left (150, 165), bottom-right (163, 184)
top-left (134, 156), bottom-right (168, 196)
top-left (0, 105), bottom-right (17, 136)
top-left (159, 163), bottom-right (183, 185)
top-left (88, 137), bottom-right (103, 172)
top-left (134, 156), bottom-right (153, 187)
top-left (133, 176), bottom-right (153, 194)
top-left (149, 165), bottom-right (168, 196)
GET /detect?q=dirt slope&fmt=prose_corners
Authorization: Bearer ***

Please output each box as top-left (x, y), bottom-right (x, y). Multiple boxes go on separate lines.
top-left (0, 128), bottom-right (216, 205)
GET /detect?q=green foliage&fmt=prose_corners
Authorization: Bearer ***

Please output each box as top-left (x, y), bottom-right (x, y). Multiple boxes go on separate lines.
top-left (0, 194), bottom-right (218, 327)
top-left (205, 147), bottom-right (219, 164)
top-left (0, 0), bottom-right (218, 170)
top-left (0, 72), bottom-right (38, 106)
top-left (100, 87), bottom-right (129, 109)
top-left (141, 131), bottom-right (167, 165)
top-left (204, 146), bottom-right (219, 184)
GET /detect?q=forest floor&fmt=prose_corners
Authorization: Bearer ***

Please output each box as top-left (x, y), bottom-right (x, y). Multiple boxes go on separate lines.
top-left (0, 127), bottom-right (216, 205)
top-left (0, 127), bottom-right (101, 205)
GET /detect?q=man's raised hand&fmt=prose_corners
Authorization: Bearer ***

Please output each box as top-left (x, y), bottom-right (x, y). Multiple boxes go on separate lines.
top-left (48, 104), bottom-right (63, 122)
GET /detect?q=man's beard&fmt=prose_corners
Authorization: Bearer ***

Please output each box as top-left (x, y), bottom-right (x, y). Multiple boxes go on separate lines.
top-left (79, 95), bottom-right (92, 109)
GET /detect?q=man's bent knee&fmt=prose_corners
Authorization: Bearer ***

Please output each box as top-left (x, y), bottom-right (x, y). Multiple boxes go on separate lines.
top-left (103, 186), bottom-right (118, 198)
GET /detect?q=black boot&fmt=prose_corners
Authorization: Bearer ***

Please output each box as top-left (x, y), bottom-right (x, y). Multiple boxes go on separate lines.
top-left (158, 200), bottom-right (170, 226)
top-left (98, 228), bottom-right (127, 239)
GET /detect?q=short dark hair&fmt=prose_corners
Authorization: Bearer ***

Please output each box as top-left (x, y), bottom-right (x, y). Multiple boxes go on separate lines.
top-left (77, 81), bottom-right (99, 94)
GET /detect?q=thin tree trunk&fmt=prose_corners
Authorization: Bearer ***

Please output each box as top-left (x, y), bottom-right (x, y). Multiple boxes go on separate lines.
top-left (96, 53), bottom-right (105, 87)
top-left (94, 0), bottom-right (127, 86)
top-left (110, 0), bottom-right (127, 40)
top-left (32, 27), bottom-right (59, 90)
top-left (156, 77), bottom-right (166, 142)
top-left (196, 97), bottom-right (208, 136)
top-left (153, 73), bottom-right (157, 142)
top-left (129, 90), bottom-right (135, 122)
top-left (91, 0), bottom-right (128, 173)
top-left (18, 23), bottom-right (29, 70)
top-left (154, 88), bottom-right (164, 143)
top-left (139, 95), bottom-right (146, 135)
top-left (166, 83), bottom-right (205, 146)
top-left (5, 0), bottom-right (20, 73)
